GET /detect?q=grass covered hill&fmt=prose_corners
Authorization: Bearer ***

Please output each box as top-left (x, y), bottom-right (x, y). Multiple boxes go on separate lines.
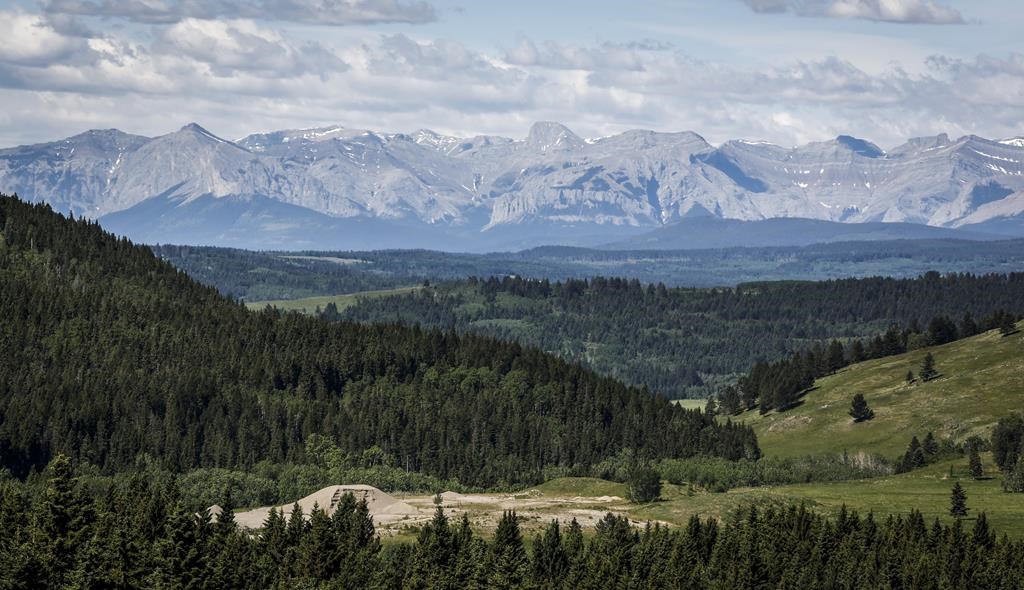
top-left (748, 322), bottom-right (1024, 458)
top-left (0, 194), bottom-right (757, 486)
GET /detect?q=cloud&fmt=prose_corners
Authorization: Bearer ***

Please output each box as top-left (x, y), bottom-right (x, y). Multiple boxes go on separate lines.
top-left (43, 0), bottom-right (437, 26)
top-left (741, 0), bottom-right (965, 24)
top-left (503, 39), bottom-right (650, 72)
top-left (0, 12), bottom-right (95, 67)
top-left (159, 18), bottom-right (348, 77)
top-left (0, 13), bottom-right (1021, 151)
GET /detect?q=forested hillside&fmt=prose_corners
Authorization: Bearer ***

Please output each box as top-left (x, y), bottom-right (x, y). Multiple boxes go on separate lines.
top-left (0, 195), bottom-right (756, 487)
top-left (338, 274), bottom-right (1024, 397)
top-left (156, 238), bottom-right (1024, 301)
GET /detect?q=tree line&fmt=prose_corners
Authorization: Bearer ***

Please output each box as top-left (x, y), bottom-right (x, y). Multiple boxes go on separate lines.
top-left (3, 454), bottom-right (1023, 589)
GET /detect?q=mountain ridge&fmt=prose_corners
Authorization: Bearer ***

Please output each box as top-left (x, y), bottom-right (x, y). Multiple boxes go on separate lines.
top-left (3, 122), bottom-right (1023, 250)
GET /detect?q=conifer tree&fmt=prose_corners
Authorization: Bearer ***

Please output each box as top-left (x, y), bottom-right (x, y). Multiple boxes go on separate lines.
top-left (972, 513), bottom-right (994, 550)
top-left (919, 353), bottom-right (938, 382)
top-left (990, 414), bottom-right (1024, 472)
top-left (999, 314), bottom-right (1019, 336)
top-left (923, 432), bottom-right (940, 458)
top-left (950, 482), bottom-right (968, 518)
top-left (532, 520), bottom-right (568, 588)
top-left (848, 394), bottom-right (874, 423)
top-left (719, 385), bottom-right (742, 416)
top-left (489, 511), bottom-right (529, 590)
top-left (827, 340), bottom-right (846, 374)
top-left (969, 447), bottom-right (984, 479)
top-left (35, 454), bottom-right (93, 587)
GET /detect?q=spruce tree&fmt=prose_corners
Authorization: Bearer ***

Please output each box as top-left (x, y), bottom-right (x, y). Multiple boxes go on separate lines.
top-left (719, 386), bottom-right (741, 416)
top-left (999, 314), bottom-right (1019, 336)
top-left (919, 353), bottom-right (938, 382)
top-left (827, 340), bottom-right (846, 374)
top-left (848, 394), bottom-right (874, 423)
top-left (923, 432), bottom-right (940, 458)
top-left (35, 454), bottom-right (93, 587)
top-left (900, 436), bottom-right (927, 472)
top-left (968, 447), bottom-right (984, 479)
top-left (532, 520), bottom-right (568, 587)
top-left (489, 511), bottom-right (529, 590)
top-left (950, 482), bottom-right (968, 518)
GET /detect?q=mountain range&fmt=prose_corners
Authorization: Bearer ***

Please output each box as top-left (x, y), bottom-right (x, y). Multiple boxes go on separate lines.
top-left (2, 122), bottom-right (1023, 251)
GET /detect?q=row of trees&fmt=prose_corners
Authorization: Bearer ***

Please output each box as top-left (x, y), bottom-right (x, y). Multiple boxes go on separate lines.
top-left (3, 455), bottom-right (1023, 589)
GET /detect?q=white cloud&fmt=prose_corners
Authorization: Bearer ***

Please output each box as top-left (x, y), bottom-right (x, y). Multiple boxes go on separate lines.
top-left (0, 16), bottom-right (1022, 150)
top-left (0, 12), bottom-right (94, 67)
top-left (741, 0), bottom-right (965, 24)
top-left (43, 0), bottom-right (437, 26)
top-left (503, 39), bottom-right (649, 71)
top-left (159, 18), bottom-right (347, 77)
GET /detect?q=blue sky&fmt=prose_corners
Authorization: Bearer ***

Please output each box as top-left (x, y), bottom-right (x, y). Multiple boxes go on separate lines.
top-left (0, 0), bottom-right (1021, 147)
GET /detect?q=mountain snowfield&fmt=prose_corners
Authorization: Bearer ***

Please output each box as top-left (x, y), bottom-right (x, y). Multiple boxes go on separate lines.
top-left (2, 122), bottom-right (1023, 250)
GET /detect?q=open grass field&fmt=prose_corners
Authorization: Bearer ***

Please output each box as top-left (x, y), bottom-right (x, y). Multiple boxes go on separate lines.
top-left (674, 398), bottom-right (708, 411)
top-left (624, 457), bottom-right (1024, 538)
top-left (246, 286), bottom-right (420, 314)
top-left (744, 323), bottom-right (1024, 458)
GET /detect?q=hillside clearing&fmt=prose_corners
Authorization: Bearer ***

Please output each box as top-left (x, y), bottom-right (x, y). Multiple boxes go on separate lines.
top-left (246, 286), bottom-right (420, 314)
top-left (746, 323), bottom-right (1024, 458)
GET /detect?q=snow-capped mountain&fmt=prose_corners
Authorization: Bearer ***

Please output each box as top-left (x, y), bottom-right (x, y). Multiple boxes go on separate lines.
top-left (2, 122), bottom-right (1023, 250)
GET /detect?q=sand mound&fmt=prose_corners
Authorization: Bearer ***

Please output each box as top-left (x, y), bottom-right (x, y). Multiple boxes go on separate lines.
top-left (234, 484), bottom-right (419, 529)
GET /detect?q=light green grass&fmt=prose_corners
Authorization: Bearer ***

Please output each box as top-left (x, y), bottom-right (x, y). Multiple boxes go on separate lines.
top-left (621, 458), bottom-right (1024, 537)
top-left (246, 286), bottom-right (420, 314)
top-left (533, 477), bottom-right (628, 497)
top-left (746, 324), bottom-right (1024, 459)
top-left (674, 399), bottom-right (708, 411)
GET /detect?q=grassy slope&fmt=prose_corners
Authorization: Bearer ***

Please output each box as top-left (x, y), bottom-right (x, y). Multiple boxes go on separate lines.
top-left (748, 323), bottom-right (1024, 458)
top-left (622, 457), bottom-right (1024, 537)
top-left (535, 326), bottom-right (1024, 536)
top-left (246, 286), bottom-right (420, 314)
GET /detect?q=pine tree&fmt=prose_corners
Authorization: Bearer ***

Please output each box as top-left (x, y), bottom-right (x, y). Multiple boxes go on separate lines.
top-left (848, 394), bottom-right (875, 423)
top-left (489, 511), bottom-right (529, 590)
top-left (905, 370), bottom-right (915, 384)
top-left (972, 512), bottom-right (994, 550)
top-left (704, 397), bottom-right (717, 418)
top-left (900, 436), bottom-right (927, 472)
top-left (919, 353), bottom-right (938, 382)
top-left (968, 447), bottom-right (984, 479)
top-left (923, 432), bottom-right (940, 458)
top-left (531, 520), bottom-right (568, 587)
top-left (999, 314), bottom-right (1019, 336)
top-left (35, 454), bottom-right (93, 587)
top-left (719, 386), bottom-right (741, 416)
top-left (827, 340), bottom-right (846, 374)
top-left (950, 482), bottom-right (968, 518)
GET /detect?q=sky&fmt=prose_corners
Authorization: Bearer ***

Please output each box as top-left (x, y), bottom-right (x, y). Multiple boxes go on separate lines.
top-left (0, 0), bottom-right (1022, 148)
